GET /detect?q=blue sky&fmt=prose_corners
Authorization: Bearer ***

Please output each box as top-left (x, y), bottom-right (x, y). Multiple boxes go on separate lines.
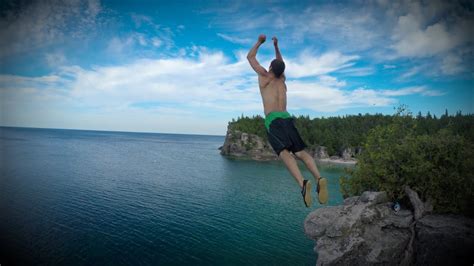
top-left (1, 0), bottom-right (473, 135)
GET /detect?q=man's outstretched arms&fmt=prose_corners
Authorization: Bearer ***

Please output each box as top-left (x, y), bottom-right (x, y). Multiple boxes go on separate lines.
top-left (247, 34), bottom-right (268, 76)
top-left (272, 36), bottom-right (283, 62)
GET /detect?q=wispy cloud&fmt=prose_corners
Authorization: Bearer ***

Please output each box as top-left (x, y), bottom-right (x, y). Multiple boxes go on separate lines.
top-left (441, 54), bottom-right (464, 75)
top-left (380, 86), bottom-right (444, 97)
top-left (336, 66), bottom-right (375, 77)
top-left (287, 80), bottom-right (442, 112)
top-left (217, 33), bottom-right (252, 45)
top-left (383, 64), bottom-right (396, 69)
top-left (1, 48), bottom-right (442, 125)
top-left (286, 51), bottom-right (359, 78)
top-left (0, 0), bottom-right (103, 58)
top-left (0, 1), bottom-right (470, 133)
top-left (398, 66), bottom-right (425, 81)
top-left (205, 1), bottom-right (473, 77)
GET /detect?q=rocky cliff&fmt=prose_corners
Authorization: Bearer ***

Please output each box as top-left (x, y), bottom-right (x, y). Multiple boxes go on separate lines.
top-left (219, 126), bottom-right (358, 163)
top-left (304, 190), bottom-right (474, 265)
top-left (219, 129), bottom-right (277, 160)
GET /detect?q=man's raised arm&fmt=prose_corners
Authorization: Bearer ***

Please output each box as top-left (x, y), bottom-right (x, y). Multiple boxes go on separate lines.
top-left (247, 34), bottom-right (268, 76)
top-left (272, 36), bottom-right (283, 61)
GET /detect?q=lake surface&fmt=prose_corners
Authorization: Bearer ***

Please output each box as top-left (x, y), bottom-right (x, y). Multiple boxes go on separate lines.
top-left (0, 127), bottom-right (347, 265)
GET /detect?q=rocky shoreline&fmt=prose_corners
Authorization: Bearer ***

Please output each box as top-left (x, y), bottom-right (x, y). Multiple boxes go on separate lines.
top-left (304, 188), bottom-right (474, 265)
top-left (219, 126), bottom-right (358, 165)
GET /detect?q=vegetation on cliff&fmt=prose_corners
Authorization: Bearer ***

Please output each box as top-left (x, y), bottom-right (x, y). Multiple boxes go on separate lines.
top-left (229, 107), bottom-right (474, 215)
top-left (340, 107), bottom-right (474, 216)
top-left (229, 108), bottom-right (473, 156)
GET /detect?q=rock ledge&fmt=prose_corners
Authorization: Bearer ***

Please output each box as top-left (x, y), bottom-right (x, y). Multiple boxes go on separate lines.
top-left (304, 191), bottom-right (474, 265)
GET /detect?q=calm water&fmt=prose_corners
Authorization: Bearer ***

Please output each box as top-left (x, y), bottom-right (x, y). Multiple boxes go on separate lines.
top-left (0, 127), bottom-right (346, 265)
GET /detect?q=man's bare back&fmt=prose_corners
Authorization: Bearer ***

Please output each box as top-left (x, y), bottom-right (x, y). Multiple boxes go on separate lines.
top-left (247, 35), bottom-right (288, 115)
top-left (259, 72), bottom-right (287, 115)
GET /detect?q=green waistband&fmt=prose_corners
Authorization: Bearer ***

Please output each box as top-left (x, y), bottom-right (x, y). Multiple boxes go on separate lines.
top-left (265, 111), bottom-right (291, 130)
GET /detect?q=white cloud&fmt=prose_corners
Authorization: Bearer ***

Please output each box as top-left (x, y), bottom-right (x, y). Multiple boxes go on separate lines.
top-left (0, 48), bottom-right (445, 133)
top-left (0, 74), bottom-right (61, 84)
top-left (0, 0), bottom-right (103, 58)
top-left (137, 34), bottom-right (147, 46)
top-left (217, 33), bottom-right (252, 45)
top-left (106, 36), bottom-right (135, 54)
top-left (131, 14), bottom-right (155, 28)
top-left (292, 6), bottom-right (383, 51)
top-left (45, 52), bottom-right (67, 67)
top-left (380, 86), bottom-right (444, 97)
top-left (337, 66), bottom-right (375, 77)
top-left (106, 31), bottom-right (171, 55)
top-left (388, 1), bottom-right (474, 59)
top-left (441, 54), bottom-right (463, 75)
top-left (391, 15), bottom-right (460, 58)
top-left (287, 81), bottom-right (442, 112)
top-left (287, 81), bottom-right (395, 112)
top-left (285, 51), bottom-right (359, 78)
top-left (207, 4), bottom-right (384, 52)
top-left (205, 1), bottom-right (473, 78)
top-left (399, 66), bottom-right (424, 80)
top-left (151, 37), bottom-right (163, 47)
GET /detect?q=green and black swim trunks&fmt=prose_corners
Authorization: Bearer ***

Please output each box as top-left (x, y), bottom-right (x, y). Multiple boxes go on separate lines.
top-left (265, 111), bottom-right (307, 156)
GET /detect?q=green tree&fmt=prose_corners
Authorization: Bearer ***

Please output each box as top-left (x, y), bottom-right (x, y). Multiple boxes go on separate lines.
top-left (340, 120), bottom-right (474, 216)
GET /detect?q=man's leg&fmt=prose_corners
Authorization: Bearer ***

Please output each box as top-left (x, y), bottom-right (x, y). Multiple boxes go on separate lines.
top-left (279, 149), bottom-right (305, 188)
top-left (295, 150), bottom-right (321, 181)
top-left (295, 150), bottom-right (328, 204)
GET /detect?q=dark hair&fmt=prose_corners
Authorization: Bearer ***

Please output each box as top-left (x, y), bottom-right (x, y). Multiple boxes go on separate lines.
top-left (270, 59), bottom-right (285, 78)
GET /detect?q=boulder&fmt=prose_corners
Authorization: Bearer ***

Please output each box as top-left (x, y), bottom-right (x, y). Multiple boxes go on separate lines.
top-left (415, 214), bottom-right (474, 265)
top-left (304, 192), bottom-right (412, 265)
top-left (305, 190), bottom-right (474, 265)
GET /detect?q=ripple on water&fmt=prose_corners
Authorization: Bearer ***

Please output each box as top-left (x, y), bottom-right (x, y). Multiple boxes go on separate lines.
top-left (1, 128), bottom-right (346, 265)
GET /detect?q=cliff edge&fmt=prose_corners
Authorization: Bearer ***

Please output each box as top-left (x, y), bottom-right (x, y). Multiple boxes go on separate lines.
top-left (304, 190), bottom-right (474, 265)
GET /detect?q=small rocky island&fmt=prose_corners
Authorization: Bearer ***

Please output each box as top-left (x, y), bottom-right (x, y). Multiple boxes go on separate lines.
top-left (219, 125), bottom-right (358, 164)
top-left (304, 188), bottom-right (474, 265)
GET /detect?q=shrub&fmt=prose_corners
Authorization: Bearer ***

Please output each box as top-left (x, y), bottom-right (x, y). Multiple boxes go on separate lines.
top-left (340, 120), bottom-right (474, 216)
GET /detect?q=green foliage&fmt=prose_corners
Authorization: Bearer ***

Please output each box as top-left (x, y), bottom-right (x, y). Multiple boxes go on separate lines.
top-left (228, 108), bottom-right (474, 215)
top-left (229, 110), bottom-right (474, 158)
top-left (229, 113), bottom-right (396, 155)
top-left (229, 115), bottom-right (267, 140)
top-left (340, 109), bottom-right (474, 216)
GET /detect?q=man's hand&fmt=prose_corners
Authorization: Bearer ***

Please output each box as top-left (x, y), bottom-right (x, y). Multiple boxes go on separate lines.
top-left (272, 36), bottom-right (283, 61)
top-left (258, 34), bottom-right (266, 44)
top-left (272, 36), bottom-right (278, 46)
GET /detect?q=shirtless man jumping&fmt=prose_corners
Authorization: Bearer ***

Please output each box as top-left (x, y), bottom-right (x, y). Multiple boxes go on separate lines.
top-left (247, 34), bottom-right (328, 207)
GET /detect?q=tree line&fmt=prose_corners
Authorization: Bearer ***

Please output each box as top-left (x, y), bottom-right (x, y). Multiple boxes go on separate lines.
top-left (228, 109), bottom-right (474, 156)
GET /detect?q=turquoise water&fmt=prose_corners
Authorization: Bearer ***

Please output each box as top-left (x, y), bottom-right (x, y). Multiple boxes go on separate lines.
top-left (0, 127), bottom-right (347, 265)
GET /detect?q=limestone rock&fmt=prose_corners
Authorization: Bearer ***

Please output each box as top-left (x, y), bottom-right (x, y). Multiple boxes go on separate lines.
top-left (304, 191), bottom-right (412, 265)
top-left (305, 191), bottom-right (474, 265)
top-left (220, 126), bottom-right (277, 161)
top-left (404, 186), bottom-right (426, 220)
top-left (340, 147), bottom-right (354, 160)
top-left (313, 146), bottom-right (329, 159)
top-left (415, 214), bottom-right (474, 265)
